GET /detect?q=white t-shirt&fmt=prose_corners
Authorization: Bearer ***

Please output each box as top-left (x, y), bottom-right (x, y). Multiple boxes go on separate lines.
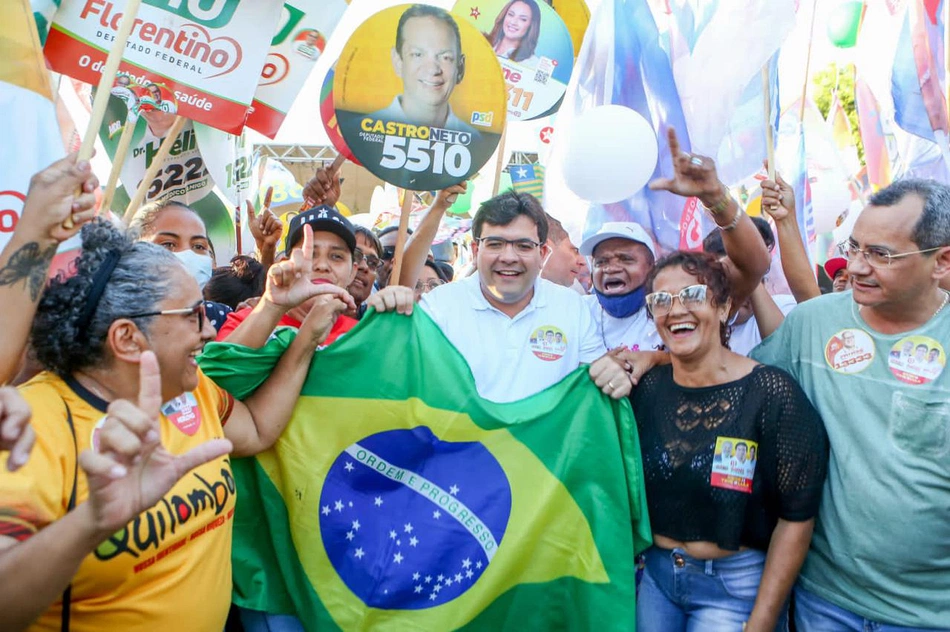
top-left (729, 293), bottom-right (798, 356)
top-left (421, 275), bottom-right (606, 403)
top-left (583, 295), bottom-right (663, 353)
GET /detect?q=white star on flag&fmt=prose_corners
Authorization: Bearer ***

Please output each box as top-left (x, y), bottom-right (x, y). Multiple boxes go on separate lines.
top-left (397, 540), bottom-right (402, 546)
top-left (445, 577), bottom-right (453, 586)
top-left (413, 572), bottom-right (420, 581)
top-left (321, 505), bottom-right (330, 516)
top-left (425, 575), bottom-right (432, 583)
top-left (394, 552), bottom-right (403, 564)
top-left (354, 548), bottom-right (365, 559)
top-left (346, 531), bottom-right (355, 541)
top-left (437, 574), bottom-right (445, 582)
top-left (389, 530), bottom-right (397, 540)
top-left (466, 569), bottom-right (474, 579)
top-left (476, 561), bottom-right (483, 569)
top-left (462, 558), bottom-right (471, 568)
top-left (434, 584), bottom-right (442, 593)
top-left (415, 585), bottom-right (423, 594)
top-left (374, 496), bottom-right (383, 507)
top-left (429, 593), bottom-right (437, 601)
top-left (404, 523), bottom-right (414, 534)
top-left (334, 500), bottom-right (343, 512)
top-left (517, 167), bottom-right (528, 178)
top-left (352, 520), bottom-right (360, 531)
top-left (433, 510), bottom-right (441, 519)
top-left (348, 501), bottom-right (353, 507)
top-left (344, 462), bottom-right (354, 472)
top-left (449, 484), bottom-right (460, 495)
top-left (455, 573), bottom-right (463, 582)
top-left (409, 536), bottom-right (418, 547)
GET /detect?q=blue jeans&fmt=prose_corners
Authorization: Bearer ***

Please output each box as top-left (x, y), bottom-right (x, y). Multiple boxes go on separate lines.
top-left (237, 607), bottom-right (305, 632)
top-left (794, 585), bottom-right (950, 632)
top-left (637, 546), bottom-right (788, 632)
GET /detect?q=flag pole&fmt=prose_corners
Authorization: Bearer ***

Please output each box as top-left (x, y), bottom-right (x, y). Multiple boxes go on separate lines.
top-left (799, 0), bottom-right (819, 122)
top-left (67, 0), bottom-right (143, 228)
top-left (121, 115), bottom-right (186, 224)
top-left (98, 118), bottom-right (136, 216)
top-left (492, 128), bottom-right (508, 196)
top-left (762, 66), bottom-right (776, 180)
top-left (390, 192), bottom-right (414, 286)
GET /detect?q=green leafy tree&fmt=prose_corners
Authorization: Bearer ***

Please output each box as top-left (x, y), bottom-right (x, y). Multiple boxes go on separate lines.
top-left (812, 63), bottom-right (865, 164)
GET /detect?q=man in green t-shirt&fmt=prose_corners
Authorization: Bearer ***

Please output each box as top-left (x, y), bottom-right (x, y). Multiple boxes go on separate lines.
top-left (752, 179), bottom-right (950, 630)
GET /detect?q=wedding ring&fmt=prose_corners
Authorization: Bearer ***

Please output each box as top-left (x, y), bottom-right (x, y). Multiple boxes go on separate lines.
top-left (607, 381), bottom-right (615, 390)
top-left (689, 155), bottom-right (704, 167)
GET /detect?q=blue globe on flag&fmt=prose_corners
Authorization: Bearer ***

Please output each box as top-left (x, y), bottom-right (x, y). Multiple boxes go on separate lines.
top-left (319, 427), bottom-right (512, 610)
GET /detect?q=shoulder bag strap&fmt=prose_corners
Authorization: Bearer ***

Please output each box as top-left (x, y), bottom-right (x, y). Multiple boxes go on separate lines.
top-left (62, 400), bottom-right (77, 632)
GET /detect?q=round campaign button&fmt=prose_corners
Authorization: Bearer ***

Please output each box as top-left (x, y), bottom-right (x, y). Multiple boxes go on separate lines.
top-left (529, 325), bottom-right (568, 361)
top-left (455, 0), bottom-right (574, 121)
top-left (161, 392), bottom-right (202, 436)
top-left (334, 4), bottom-right (507, 190)
top-left (824, 328), bottom-right (875, 374)
top-left (887, 335), bottom-right (945, 385)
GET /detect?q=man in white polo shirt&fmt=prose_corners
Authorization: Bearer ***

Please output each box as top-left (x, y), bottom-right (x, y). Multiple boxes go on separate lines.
top-left (368, 191), bottom-right (630, 403)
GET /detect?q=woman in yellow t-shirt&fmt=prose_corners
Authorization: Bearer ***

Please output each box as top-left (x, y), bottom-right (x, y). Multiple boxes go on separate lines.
top-left (0, 218), bottom-right (350, 631)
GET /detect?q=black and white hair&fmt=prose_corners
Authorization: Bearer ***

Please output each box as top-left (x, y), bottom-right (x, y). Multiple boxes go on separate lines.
top-left (869, 178), bottom-right (950, 250)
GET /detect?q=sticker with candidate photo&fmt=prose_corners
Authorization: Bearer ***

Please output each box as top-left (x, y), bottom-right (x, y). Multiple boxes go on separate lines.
top-left (530, 326), bottom-right (568, 361)
top-left (454, 0), bottom-right (574, 121)
top-left (824, 328), bottom-right (875, 374)
top-left (888, 336), bottom-right (945, 385)
top-left (334, 4), bottom-right (507, 190)
top-left (710, 436), bottom-right (757, 494)
top-left (162, 392), bottom-right (201, 436)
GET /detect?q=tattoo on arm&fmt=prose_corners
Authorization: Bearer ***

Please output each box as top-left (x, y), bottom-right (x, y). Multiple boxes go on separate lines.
top-left (0, 242), bottom-right (58, 302)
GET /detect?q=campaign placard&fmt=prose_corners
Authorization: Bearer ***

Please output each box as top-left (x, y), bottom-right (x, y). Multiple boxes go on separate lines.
top-left (246, 0), bottom-right (348, 138)
top-left (334, 4), bottom-right (507, 190)
top-left (321, 68), bottom-right (360, 166)
top-left (454, 0), bottom-right (573, 121)
top-left (44, 0), bottom-right (284, 134)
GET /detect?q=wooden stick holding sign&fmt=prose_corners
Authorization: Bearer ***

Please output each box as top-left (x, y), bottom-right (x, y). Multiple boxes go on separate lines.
top-left (389, 193), bottom-right (415, 286)
top-left (98, 119), bottom-right (137, 216)
top-left (300, 153), bottom-right (347, 210)
top-left (491, 128), bottom-right (508, 197)
top-left (66, 0), bottom-right (143, 228)
top-left (121, 116), bottom-right (186, 224)
top-left (762, 66), bottom-right (776, 181)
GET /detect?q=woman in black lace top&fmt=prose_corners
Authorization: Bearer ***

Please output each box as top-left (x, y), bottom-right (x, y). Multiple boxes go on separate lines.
top-left (631, 251), bottom-right (828, 632)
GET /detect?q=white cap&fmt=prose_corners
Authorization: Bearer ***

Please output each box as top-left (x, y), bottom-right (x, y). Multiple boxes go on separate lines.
top-left (579, 222), bottom-right (657, 259)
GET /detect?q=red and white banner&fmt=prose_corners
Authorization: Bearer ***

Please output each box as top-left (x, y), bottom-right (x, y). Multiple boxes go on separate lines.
top-left (44, 0), bottom-right (284, 134)
top-left (246, 0), bottom-right (347, 138)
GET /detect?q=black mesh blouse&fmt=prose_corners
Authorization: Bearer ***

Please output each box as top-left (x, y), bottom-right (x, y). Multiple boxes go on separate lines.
top-left (631, 364), bottom-right (828, 551)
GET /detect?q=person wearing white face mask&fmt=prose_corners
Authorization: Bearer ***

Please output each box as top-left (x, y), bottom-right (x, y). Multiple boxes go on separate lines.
top-left (131, 200), bottom-right (231, 331)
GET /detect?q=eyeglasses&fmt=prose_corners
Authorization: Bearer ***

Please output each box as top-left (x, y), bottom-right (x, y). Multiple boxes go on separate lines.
top-left (354, 249), bottom-right (381, 269)
top-left (415, 279), bottom-right (445, 292)
top-left (837, 241), bottom-right (943, 268)
top-left (122, 302), bottom-right (206, 332)
top-left (592, 254), bottom-right (643, 270)
top-left (475, 237), bottom-right (542, 255)
top-left (381, 246), bottom-right (396, 261)
top-left (645, 284), bottom-right (708, 317)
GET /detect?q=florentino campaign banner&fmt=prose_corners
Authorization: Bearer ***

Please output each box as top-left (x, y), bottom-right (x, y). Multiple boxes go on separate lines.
top-left (246, 0), bottom-right (348, 138)
top-left (44, 0), bottom-right (284, 134)
top-left (199, 310), bottom-right (652, 630)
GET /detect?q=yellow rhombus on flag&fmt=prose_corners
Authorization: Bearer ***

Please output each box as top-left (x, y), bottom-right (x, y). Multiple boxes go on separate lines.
top-left (200, 310), bottom-right (652, 631)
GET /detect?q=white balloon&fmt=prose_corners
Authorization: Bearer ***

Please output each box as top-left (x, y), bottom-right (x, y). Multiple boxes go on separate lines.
top-left (563, 105), bottom-right (658, 203)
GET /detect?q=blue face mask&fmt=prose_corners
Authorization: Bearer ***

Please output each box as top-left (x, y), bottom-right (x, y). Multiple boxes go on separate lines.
top-left (174, 249), bottom-right (213, 290)
top-left (594, 285), bottom-right (647, 319)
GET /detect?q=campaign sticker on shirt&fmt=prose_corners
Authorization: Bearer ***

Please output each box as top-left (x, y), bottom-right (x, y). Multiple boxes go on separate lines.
top-left (710, 436), bottom-right (757, 494)
top-left (887, 336), bottom-right (946, 385)
top-left (529, 326), bottom-right (568, 361)
top-left (334, 4), bottom-right (507, 190)
top-left (824, 328), bottom-right (875, 374)
top-left (162, 392), bottom-right (201, 436)
top-left (454, 0), bottom-right (574, 121)
top-left (90, 416), bottom-right (108, 452)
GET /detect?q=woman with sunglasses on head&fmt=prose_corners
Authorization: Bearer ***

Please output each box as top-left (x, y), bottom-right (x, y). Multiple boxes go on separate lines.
top-left (631, 250), bottom-right (828, 632)
top-left (0, 219), bottom-right (349, 631)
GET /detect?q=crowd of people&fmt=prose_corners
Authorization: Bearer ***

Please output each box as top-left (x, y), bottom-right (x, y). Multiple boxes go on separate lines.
top-left (0, 127), bottom-right (949, 632)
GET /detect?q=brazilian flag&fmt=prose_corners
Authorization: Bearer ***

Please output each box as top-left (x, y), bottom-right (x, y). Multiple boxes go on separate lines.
top-left (200, 311), bottom-right (651, 631)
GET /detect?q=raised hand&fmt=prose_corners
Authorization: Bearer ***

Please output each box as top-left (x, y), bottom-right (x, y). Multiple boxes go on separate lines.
top-left (299, 295), bottom-right (350, 347)
top-left (263, 224), bottom-right (356, 312)
top-left (366, 285), bottom-right (415, 315)
top-left (246, 188), bottom-right (283, 253)
top-left (78, 352), bottom-right (232, 534)
top-left (0, 387), bottom-right (34, 471)
top-left (589, 353), bottom-right (633, 399)
top-left (648, 128), bottom-right (724, 202)
top-left (433, 182), bottom-right (467, 211)
top-left (302, 166), bottom-right (342, 207)
top-left (760, 171), bottom-right (795, 222)
top-left (21, 152), bottom-right (100, 245)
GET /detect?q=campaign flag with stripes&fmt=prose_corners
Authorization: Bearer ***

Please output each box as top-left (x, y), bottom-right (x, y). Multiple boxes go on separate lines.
top-left (509, 163), bottom-right (546, 198)
top-left (199, 311), bottom-right (652, 631)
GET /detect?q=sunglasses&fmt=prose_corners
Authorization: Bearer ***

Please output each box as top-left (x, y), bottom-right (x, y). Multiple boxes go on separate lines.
top-left (645, 284), bottom-right (708, 317)
top-left (381, 246), bottom-right (396, 261)
top-left (122, 302), bottom-right (206, 332)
